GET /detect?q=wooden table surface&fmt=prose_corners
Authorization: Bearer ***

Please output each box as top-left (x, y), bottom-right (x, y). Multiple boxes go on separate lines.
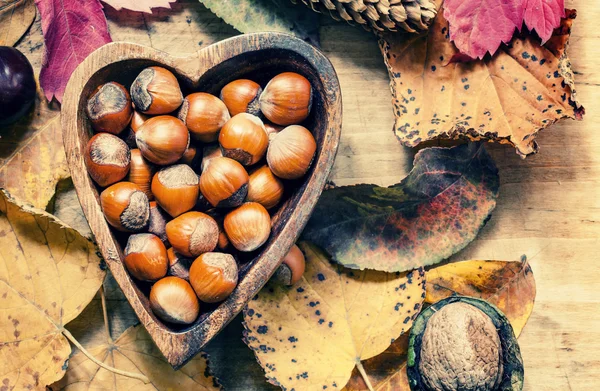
top-left (14, 0), bottom-right (599, 389)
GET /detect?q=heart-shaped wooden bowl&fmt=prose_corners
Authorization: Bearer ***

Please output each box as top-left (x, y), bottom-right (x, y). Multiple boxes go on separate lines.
top-left (61, 33), bottom-right (341, 368)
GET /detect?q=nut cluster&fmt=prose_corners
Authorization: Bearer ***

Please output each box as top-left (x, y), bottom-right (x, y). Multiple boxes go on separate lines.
top-left (85, 67), bottom-right (312, 326)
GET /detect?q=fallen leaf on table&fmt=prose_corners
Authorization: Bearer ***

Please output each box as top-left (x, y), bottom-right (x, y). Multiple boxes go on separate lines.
top-left (380, 7), bottom-right (583, 156)
top-left (302, 143), bottom-right (499, 273)
top-left (101, 0), bottom-right (175, 13)
top-left (343, 334), bottom-right (410, 391)
top-left (47, 178), bottom-right (92, 239)
top-left (343, 257), bottom-right (536, 390)
top-left (0, 87), bottom-right (69, 210)
top-left (0, 189), bottom-right (105, 390)
top-left (443, 0), bottom-right (565, 59)
top-left (0, 0), bottom-right (36, 46)
top-left (243, 242), bottom-right (426, 390)
top-left (35, 0), bottom-right (112, 102)
top-left (51, 325), bottom-right (222, 390)
top-left (425, 256), bottom-right (536, 337)
top-left (199, 0), bottom-right (320, 45)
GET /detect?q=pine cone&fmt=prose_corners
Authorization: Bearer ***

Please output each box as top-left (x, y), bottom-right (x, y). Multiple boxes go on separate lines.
top-left (291, 0), bottom-right (437, 33)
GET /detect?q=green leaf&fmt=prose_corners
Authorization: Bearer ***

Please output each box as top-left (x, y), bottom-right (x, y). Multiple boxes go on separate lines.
top-left (199, 0), bottom-right (320, 45)
top-left (301, 143), bottom-right (499, 272)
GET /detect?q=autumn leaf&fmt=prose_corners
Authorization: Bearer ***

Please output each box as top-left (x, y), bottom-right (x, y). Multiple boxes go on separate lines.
top-left (443, 0), bottom-right (565, 59)
top-left (302, 143), bottom-right (498, 273)
top-left (343, 257), bottom-right (536, 390)
top-left (101, 0), bottom-right (176, 13)
top-left (243, 242), bottom-right (426, 390)
top-left (51, 325), bottom-right (222, 390)
top-left (48, 179), bottom-right (92, 239)
top-left (0, 87), bottom-right (69, 210)
top-left (425, 256), bottom-right (536, 337)
top-left (380, 7), bottom-right (583, 156)
top-left (199, 0), bottom-right (320, 45)
top-left (35, 0), bottom-right (112, 102)
top-left (0, 189), bottom-right (105, 390)
top-left (0, 0), bottom-right (36, 46)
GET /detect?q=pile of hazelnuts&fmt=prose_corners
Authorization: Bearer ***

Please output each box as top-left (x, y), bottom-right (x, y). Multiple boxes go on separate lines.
top-left (85, 66), bottom-right (311, 326)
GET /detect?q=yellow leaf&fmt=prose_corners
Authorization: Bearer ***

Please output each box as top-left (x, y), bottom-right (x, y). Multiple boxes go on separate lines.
top-left (50, 325), bottom-right (222, 390)
top-left (0, 189), bottom-right (105, 390)
top-left (425, 257), bottom-right (536, 337)
top-left (0, 0), bottom-right (36, 46)
top-left (0, 88), bottom-right (68, 209)
top-left (243, 242), bottom-right (426, 390)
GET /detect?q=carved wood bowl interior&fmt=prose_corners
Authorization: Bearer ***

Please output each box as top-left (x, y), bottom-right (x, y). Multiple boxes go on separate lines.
top-left (61, 33), bottom-right (342, 368)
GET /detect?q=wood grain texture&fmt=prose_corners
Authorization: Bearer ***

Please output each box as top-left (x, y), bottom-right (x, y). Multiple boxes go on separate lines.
top-left (61, 34), bottom-right (342, 368)
top-left (10, 0), bottom-right (599, 388)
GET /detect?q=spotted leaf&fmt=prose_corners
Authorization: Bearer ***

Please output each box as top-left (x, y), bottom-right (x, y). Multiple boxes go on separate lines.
top-left (0, 189), bottom-right (105, 390)
top-left (380, 8), bottom-right (583, 156)
top-left (302, 143), bottom-right (499, 273)
top-left (243, 242), bottom-right (425, 391)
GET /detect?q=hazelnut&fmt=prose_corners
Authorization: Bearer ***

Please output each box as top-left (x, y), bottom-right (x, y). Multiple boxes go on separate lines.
top-left (100, 182), bottom-right (150, 232)
top-left (267, 125), bottom-right (316, 179)
top-left (151, 164), bottom-right (199, 217)
top-left (264, 122), bottom-right (284, 141)
top-left (247, 165), bottom-right (284, 209)
top-left (219, 79), bottom-right (262, 116)
top-left (130, 66), bottom-right (183, 114)
top-left (148, 201), bottom-right (170, 245)
top-left (167, 247), bottom-right (193, 280)
top-left (271, 244), bottom-right (305, 286)
top-left (130, 110), bottom-right (149, 132)
top-left (179, 145), bottom-right (201, 170)
top-left (123, 233), bottom-right (168, 281)
top-left (149, 276), bottom-right (199, 324)
top-left (199, 157), bottom-right (248, 208)
top-left (177, 92), bottom-right (230, 142)
top-left (219, 113), bottom-right (269, 166)
top-left (135, 115), bottom-right (190, 165)
top-left (259, 72), bottom-right (312, 125)
top-left (200, 143), bottom-right (223, 172)
top-left (85, 133), bottom-right (130, 187)
top-left (126, 149), bottom-right (155, 200)
top-left (189, 252), bottom-right (238, 303)
top-left (86, 82), bottom-right (133, 134)
top-left (223, 202), bottom-right (271, 252)
top-left (165, 211), bottom-right (219, 257)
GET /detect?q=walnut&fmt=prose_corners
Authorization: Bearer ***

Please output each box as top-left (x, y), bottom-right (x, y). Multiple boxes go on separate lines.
top-left (419, 302), bottom-right (503, 391)
top-left (407, 296), bottom-right (524, 391)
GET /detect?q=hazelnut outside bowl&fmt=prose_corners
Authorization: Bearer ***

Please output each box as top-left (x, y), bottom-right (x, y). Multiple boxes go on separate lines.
top-left (61, 33), bottom-right (342, 368)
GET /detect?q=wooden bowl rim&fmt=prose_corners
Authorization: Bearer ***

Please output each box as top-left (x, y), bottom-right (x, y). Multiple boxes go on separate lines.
top-left (62, 32), bottom-right (342, 368)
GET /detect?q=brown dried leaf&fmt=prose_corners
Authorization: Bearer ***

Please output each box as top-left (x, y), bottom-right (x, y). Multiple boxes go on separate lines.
top-left (379, 8), bottom-right (583, 156)
top-left (425, 257), bottom-right (536, 337)
top-left (0, 0), bottom-right (36, 46)
top-left (243, 242), bottom-right (426, 390)
top-left (0, 189), bottom-right (105, 390)
top-left (50, 325), bottom-right (222, 390)
top-left (0, 87), bottom-right (68, 209)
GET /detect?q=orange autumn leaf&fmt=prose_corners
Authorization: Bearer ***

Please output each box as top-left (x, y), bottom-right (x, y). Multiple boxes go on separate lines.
top-left (425, 257), bottom-right (536, 337)
top-left (0, 0), bottom-right (36, 46)
top-left (379, 7), bottom-right (583, 156)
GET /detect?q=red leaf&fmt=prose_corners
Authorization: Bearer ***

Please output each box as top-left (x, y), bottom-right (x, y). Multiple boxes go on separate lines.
top-left (443, 0), bottom-right (565, 59)
top-left (524, 0), bottom-right (565, 43)
top-left (36, 0), bottom-right (112, 103)
top-left (443, 0), bottom-right (523, 60)
top-left (101, 0), bottom-right (176, 13)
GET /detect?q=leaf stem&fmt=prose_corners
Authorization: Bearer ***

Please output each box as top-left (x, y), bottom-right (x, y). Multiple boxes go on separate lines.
top-left (100, 285), bottom-right (113, 344)
top-left (356, 361), bottom-right (375, 391)
top-left (61, 327), bottom-right (150, 384)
